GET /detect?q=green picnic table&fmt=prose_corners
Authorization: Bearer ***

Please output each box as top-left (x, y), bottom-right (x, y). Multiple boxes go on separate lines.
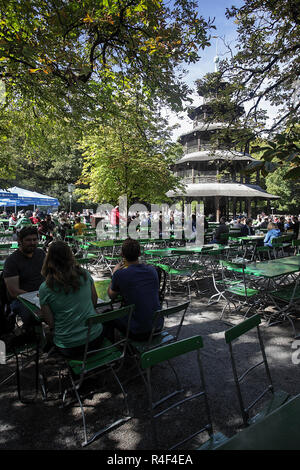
top-left (169, 244), bottom-right (224, 254)
top-left (144, 248), bottom-right (179, 257)
top-left (215, 394), bottom-right (300, 450)
top-left (237, 235), bottom-right (265, 242)
top-left (272, 255), bottom-right (300, 267)
top-left (244, 260), bottom-right (300, 278)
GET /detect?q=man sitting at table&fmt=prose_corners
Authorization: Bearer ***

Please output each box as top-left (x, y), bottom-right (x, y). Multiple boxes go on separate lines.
top-left (211, 217), bottom-right (229, 244)
top-left (264, 222), bottom-right (281, 247)
top-left (3, 226), bottom-right (45, 333)
top-left (233, 217), bottom-right (244, 230)
top-left (241, 218), bottom-right (255, 236)
top-left (73, 216), bottom-right (86, 236)
top-left (107, 238), bottom-right (162, 340)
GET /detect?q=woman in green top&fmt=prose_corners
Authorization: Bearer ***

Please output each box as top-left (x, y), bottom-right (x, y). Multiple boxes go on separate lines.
top-left (38, 241), bottom-right (104, 358)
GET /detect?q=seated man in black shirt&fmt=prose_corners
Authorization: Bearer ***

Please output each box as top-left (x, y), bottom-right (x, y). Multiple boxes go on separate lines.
top-left (3, 226), bottom-right (46, 330)
top-left (241, 218), bottom-right (255, 236)
top-left (107, 238), bottom-right (162, 340)
top-left (211, 217), bottom-right (229, 244)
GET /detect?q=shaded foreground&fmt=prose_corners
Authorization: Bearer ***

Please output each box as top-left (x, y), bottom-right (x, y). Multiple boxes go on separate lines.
top-left (1, 284), bottom-right (300, 451)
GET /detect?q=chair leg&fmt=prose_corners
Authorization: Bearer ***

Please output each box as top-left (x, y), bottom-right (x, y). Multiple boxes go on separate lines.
top-left (68, 372), bottom-right (89, 446)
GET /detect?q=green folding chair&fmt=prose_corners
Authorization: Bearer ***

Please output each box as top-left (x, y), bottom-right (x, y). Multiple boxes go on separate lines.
top-left (124, 302), bottom-right (190, 390)
top-left (218, 260), bottom-right (260, 321)
top-left (75, 257), bottom-right (96, 272)
top-left (128, 301), bottom-right (190, 356)
top-left (292, 239), bottom-right (300, 255)
top-left (268, 277), bottom-right (300, 337)
top-left (61, 304), bottom-right (134, 447)
top-left (225, 314), bottom-right (290, 427)
top-left (254, 245), bottom-right (272, 261)
top-left (271, 236), bottom-right (285, 258)
top-left (141, 335), bottom-right (228, 450)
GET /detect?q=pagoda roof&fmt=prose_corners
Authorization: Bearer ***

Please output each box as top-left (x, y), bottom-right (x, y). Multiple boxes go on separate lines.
top-left (174, 150), bottom-right (256, 165)
top-left (178, 122), bottom-right (235, 140)
top-left (166, 183), bottom-right (280, 199)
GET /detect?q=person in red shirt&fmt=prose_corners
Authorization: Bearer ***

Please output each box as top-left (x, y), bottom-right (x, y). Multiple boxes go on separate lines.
top-left (30, 212), bottom-right (41, 225)
top-left (109, 206), bottom-right (126, 234)
top-left (110, 206), bottom-right (120, 227)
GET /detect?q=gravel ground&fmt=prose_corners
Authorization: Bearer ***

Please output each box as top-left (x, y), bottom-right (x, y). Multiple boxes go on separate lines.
top-left (1, 277), bottom-right (300, 451)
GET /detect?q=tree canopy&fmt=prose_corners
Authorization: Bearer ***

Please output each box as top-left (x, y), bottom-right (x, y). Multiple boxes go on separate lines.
top-left (217, 0), bottom-right (300, 134)
top-left (0, 0), bottom-right (214, 118)
top-left (247, 124), bottom-right (300, 178)
top-left (77, 94), bottom-right (183, 205)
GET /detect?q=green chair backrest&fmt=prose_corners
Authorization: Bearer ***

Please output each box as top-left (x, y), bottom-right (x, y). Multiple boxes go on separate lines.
top-left (96, 240), bottom-right (114, 247)
top-left (220, 259), bottom-right (246, 271)
top-left (271, 236), bottom-right (283, 246)
top-left (151, 301), bottom-right (190, 341)
top-left (86, 304), bottom-right (134, 326)
top-left (141, 335), bottom-right (203, 369)
top-left (225, 313), bottom-right (261, 343)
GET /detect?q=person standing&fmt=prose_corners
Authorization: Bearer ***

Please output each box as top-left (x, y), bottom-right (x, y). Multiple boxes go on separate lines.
top-left (291, 216), bottom-right (300, 240)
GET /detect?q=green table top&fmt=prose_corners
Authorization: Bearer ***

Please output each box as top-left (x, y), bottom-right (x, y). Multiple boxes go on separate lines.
top-left (215, 394), bottom-right (300, 450)
top-left (238, 235), bottom-right (265, 241)
top-left (169, 244), bottom-right (223, 254)
top-left (244, 261), bottom-right (300, 278)
top-left (271, 255), bottom-right (300, 267)
top-left (144, 248), bottom-right (178, 256)
top-left (18, 286), bottom-right (111, 311)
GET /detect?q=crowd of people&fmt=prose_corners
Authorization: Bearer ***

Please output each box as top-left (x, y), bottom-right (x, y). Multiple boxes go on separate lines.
top-left (1, 206), bottom-right (163, 356)
top-left (1, 206), bottom-right (300, 357)
top-left (211, 213), bottom-right (300, 246)
top-left (0, 208), bottom-right (92, 245)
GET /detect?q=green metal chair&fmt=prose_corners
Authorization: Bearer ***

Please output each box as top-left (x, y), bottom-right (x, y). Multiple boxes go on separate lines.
top-left (271, 236), bottom-right (286, 258)
top-left (225, 314), bottom-right (290, 427)
top-left (292, 239), bottom-right (300, 255)
top-left (218, 260), bottom-right (260, 321)
top-left (152, 262), bottom-right (201, 299)
top-left (254, 245), bottom-right (272, 261)
top-left (140, 335), bottom-right (228, 450)
top-left (268, 277), bottom-right (300, 337)
top-left (75, 257), bottom-right (96, 273)
top-left (127, 301), bottom-right (190, 357)
top-left (61, 304), bottom-right (134, 447)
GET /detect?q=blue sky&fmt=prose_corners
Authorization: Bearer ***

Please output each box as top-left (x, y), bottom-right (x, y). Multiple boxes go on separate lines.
top-left (167, 0), bottom-right (245, 140)
top-left (188, 0), bottom-right (244, 83)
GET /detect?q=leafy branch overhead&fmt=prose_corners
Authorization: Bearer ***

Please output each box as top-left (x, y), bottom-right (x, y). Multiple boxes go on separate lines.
top-left (246, 126), bottom-right (300, 179)
top-left (218, 0), bottom-right (300, 133)
top-left (0, 0), bottom-right (214, 116)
